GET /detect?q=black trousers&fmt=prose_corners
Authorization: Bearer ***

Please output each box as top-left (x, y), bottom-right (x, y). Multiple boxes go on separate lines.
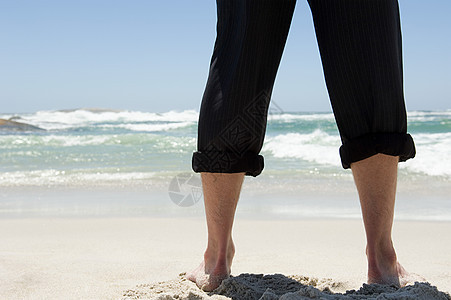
top-left (192, 0), bottom-right (416, 177)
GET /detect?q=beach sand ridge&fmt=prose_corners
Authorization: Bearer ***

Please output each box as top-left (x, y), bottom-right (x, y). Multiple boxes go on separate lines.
top-left (122, 273), bottom-right (450, 300)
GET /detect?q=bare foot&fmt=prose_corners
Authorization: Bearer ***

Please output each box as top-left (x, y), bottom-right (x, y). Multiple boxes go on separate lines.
top-left (368, 260), bottom-right (426, 287)
top-left (366, 243), bottom-right (426, 287)
top-left (365, 243), bottom-right (402, 287)
top-left (368, 260), bottom-right (406, 286)
top-left (186, 243), bottom-right (235, 291)
top-left (397, 263), bottom-right (427, 287)
top-left (185, 260), bottom-right (230, 291)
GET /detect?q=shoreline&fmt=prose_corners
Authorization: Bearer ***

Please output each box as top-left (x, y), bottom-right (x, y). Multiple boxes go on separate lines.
top-left (1, 179), bottom-right (450, 222)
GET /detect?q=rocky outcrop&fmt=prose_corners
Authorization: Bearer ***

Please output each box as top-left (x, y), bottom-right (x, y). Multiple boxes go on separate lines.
top-left (0, 119), bottom-right (45, 131)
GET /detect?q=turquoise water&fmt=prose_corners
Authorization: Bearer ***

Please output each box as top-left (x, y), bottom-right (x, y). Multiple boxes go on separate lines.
top-left (0, 109), bottom-right (449, 220)
top-left (0, 109), bottom-right (449, 185)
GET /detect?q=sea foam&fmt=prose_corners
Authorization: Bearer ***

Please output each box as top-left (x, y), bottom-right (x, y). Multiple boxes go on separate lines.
top-left (0, 109), bottom-right (449, 188)
top-left (262, 130), bottom-right (341, 166)
top-left (1, 109), bottom-right (199, 131)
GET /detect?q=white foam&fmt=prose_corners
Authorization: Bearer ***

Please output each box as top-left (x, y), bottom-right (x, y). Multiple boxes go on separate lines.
top-left (100, 122), bottom-right (192, 132)
top-left (262, 130), bottom-right (342, 166)
top-left (9, 109), bottom-right (199, 130)
top-left (263, 130), bottom-right (451, 178)
top-left (0, 135), bottom-right (116, 148)
top-left (401, 132), bottom-right (451, 177)
top-left (0, 134), bottom-right (196, 151)
top-left (0, 169), bottom-right (157, 186)
top-left (407, 110), bottom-right (451, 122)
top-left (407, 110), bottom-right (451, 117)
top-left (267, 112), bottom-right (335, 122)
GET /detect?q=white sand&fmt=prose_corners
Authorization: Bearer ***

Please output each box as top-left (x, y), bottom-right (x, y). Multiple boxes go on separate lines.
top-left (0, 218), bottom-right (450, 299)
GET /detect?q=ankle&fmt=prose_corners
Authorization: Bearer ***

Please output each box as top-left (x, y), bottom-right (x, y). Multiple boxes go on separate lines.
top-left (204, 238), bottom-right (235, 264)
top-left (366, 240), bottom-right (397, 264)
top-left (366, 242), bottom-right (398, 282)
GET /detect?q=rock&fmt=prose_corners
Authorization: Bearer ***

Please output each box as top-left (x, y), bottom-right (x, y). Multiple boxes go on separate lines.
top-left (0, 119), bottom-right (45, 131)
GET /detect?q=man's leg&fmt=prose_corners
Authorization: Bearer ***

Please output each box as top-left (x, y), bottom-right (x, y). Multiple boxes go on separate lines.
top-left (186, 172), bottom-right (244, 291)
top-left (351, 154), bottom-right (408, 286)
top-left (189, 0), bottom-right (295, 291)
top-left (308, 0), bottom-right (416, 286)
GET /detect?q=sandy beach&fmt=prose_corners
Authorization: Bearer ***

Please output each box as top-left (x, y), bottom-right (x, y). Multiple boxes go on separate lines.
top-left (1, 217), bottom-right (450, 299)
top-left (1, 109), bottom-right (450, 299)
top-left (1, 0), bottom-right (450, 297)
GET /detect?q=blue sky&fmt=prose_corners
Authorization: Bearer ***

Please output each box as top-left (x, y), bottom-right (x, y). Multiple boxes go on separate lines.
top-left (1, 1), bottom-right (449, 113)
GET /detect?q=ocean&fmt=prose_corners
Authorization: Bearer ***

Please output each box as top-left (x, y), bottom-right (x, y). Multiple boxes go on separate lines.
top-left (0, 109), bottom-right (450, 220)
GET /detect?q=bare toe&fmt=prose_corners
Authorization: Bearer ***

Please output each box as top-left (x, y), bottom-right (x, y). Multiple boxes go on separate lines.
top-left (199, 274), bottom-right (229, 292)
top-left (185, 261), bottom-right (204, 283)
top-left (185, 261), bottom-right (230, 292)
top-left (398, 263), bottom-right (426, 287)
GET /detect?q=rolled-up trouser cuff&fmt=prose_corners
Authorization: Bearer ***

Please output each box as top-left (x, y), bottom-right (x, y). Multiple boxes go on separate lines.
top-left (192, 151), bottom-right (264, 177)
top-left (339, 133), bottom-right (416, 169)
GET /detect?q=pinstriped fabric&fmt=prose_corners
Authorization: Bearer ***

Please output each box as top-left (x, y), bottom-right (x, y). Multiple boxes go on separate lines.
top-left (193, 0), bottom-right (296, 176)
top-left (308, 0), bottom-right (415, 167)
top-left (192, 0), bottom-right (415, 175)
